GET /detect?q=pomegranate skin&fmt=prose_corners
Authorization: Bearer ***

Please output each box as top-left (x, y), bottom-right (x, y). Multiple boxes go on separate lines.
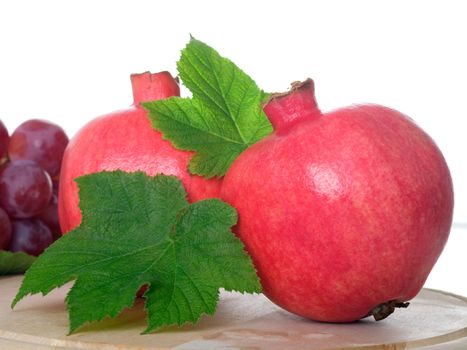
top-left (59, 72), bottom-right (222, 234)
top-left (221, 80), bottom-right (453, 322)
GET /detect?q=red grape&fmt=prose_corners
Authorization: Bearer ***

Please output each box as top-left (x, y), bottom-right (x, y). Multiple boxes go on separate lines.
top-left (0, 120), bottom-right (8, 163)
top-left (0, 207), bottom-right (12, 249)
top-left (8, 119), bottom-right (69, 178)
top-left (35, 193), bottom-right (61, 240)
top-left (8, 219), bottom-right (53, 256)
top-left (0, 160), bottom-right (52, 218)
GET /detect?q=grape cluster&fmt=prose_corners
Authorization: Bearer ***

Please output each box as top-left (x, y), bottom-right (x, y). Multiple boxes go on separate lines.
top-left (0, 119), bottom-right (68, 256)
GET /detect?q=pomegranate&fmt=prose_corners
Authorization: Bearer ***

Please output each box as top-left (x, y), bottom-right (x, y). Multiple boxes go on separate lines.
top-left (59, 71), bottom-right (222, 233)
top-left (221, 79), bottom-right (453, 322)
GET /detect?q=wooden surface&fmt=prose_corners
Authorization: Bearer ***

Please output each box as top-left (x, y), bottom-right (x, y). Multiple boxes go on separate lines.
top-left (1, 275), bottom-right (466, 350)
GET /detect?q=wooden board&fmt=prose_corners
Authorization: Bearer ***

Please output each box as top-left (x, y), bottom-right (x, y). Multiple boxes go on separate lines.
top-left (1, 275), bottom-right (466, 350)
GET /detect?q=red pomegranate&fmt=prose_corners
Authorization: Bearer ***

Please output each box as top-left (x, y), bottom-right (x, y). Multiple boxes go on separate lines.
top-left (221, 79), bottom-right (453, 322)
top-left (59, 71), bottom-right (222, 233)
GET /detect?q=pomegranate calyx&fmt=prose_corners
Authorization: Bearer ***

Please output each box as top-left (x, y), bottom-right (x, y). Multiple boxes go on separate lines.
top-left (130, 71), bottom-right (180, 105)
top-left (265, 78), bottom-right (314, 101)
top-left (263, 78), bottom-right (321, 135)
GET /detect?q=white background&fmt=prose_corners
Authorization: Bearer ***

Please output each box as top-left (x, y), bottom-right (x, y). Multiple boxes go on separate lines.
top-left (1, 1), bottom-right (465, 295)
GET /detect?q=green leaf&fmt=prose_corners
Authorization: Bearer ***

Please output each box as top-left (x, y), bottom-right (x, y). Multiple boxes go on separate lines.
top-left (12, 171), bottom-right (260, 334)
top-left (142, 38), bottom-right (273, 178)
top-left (0, 251), bottom-right (35, 275)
